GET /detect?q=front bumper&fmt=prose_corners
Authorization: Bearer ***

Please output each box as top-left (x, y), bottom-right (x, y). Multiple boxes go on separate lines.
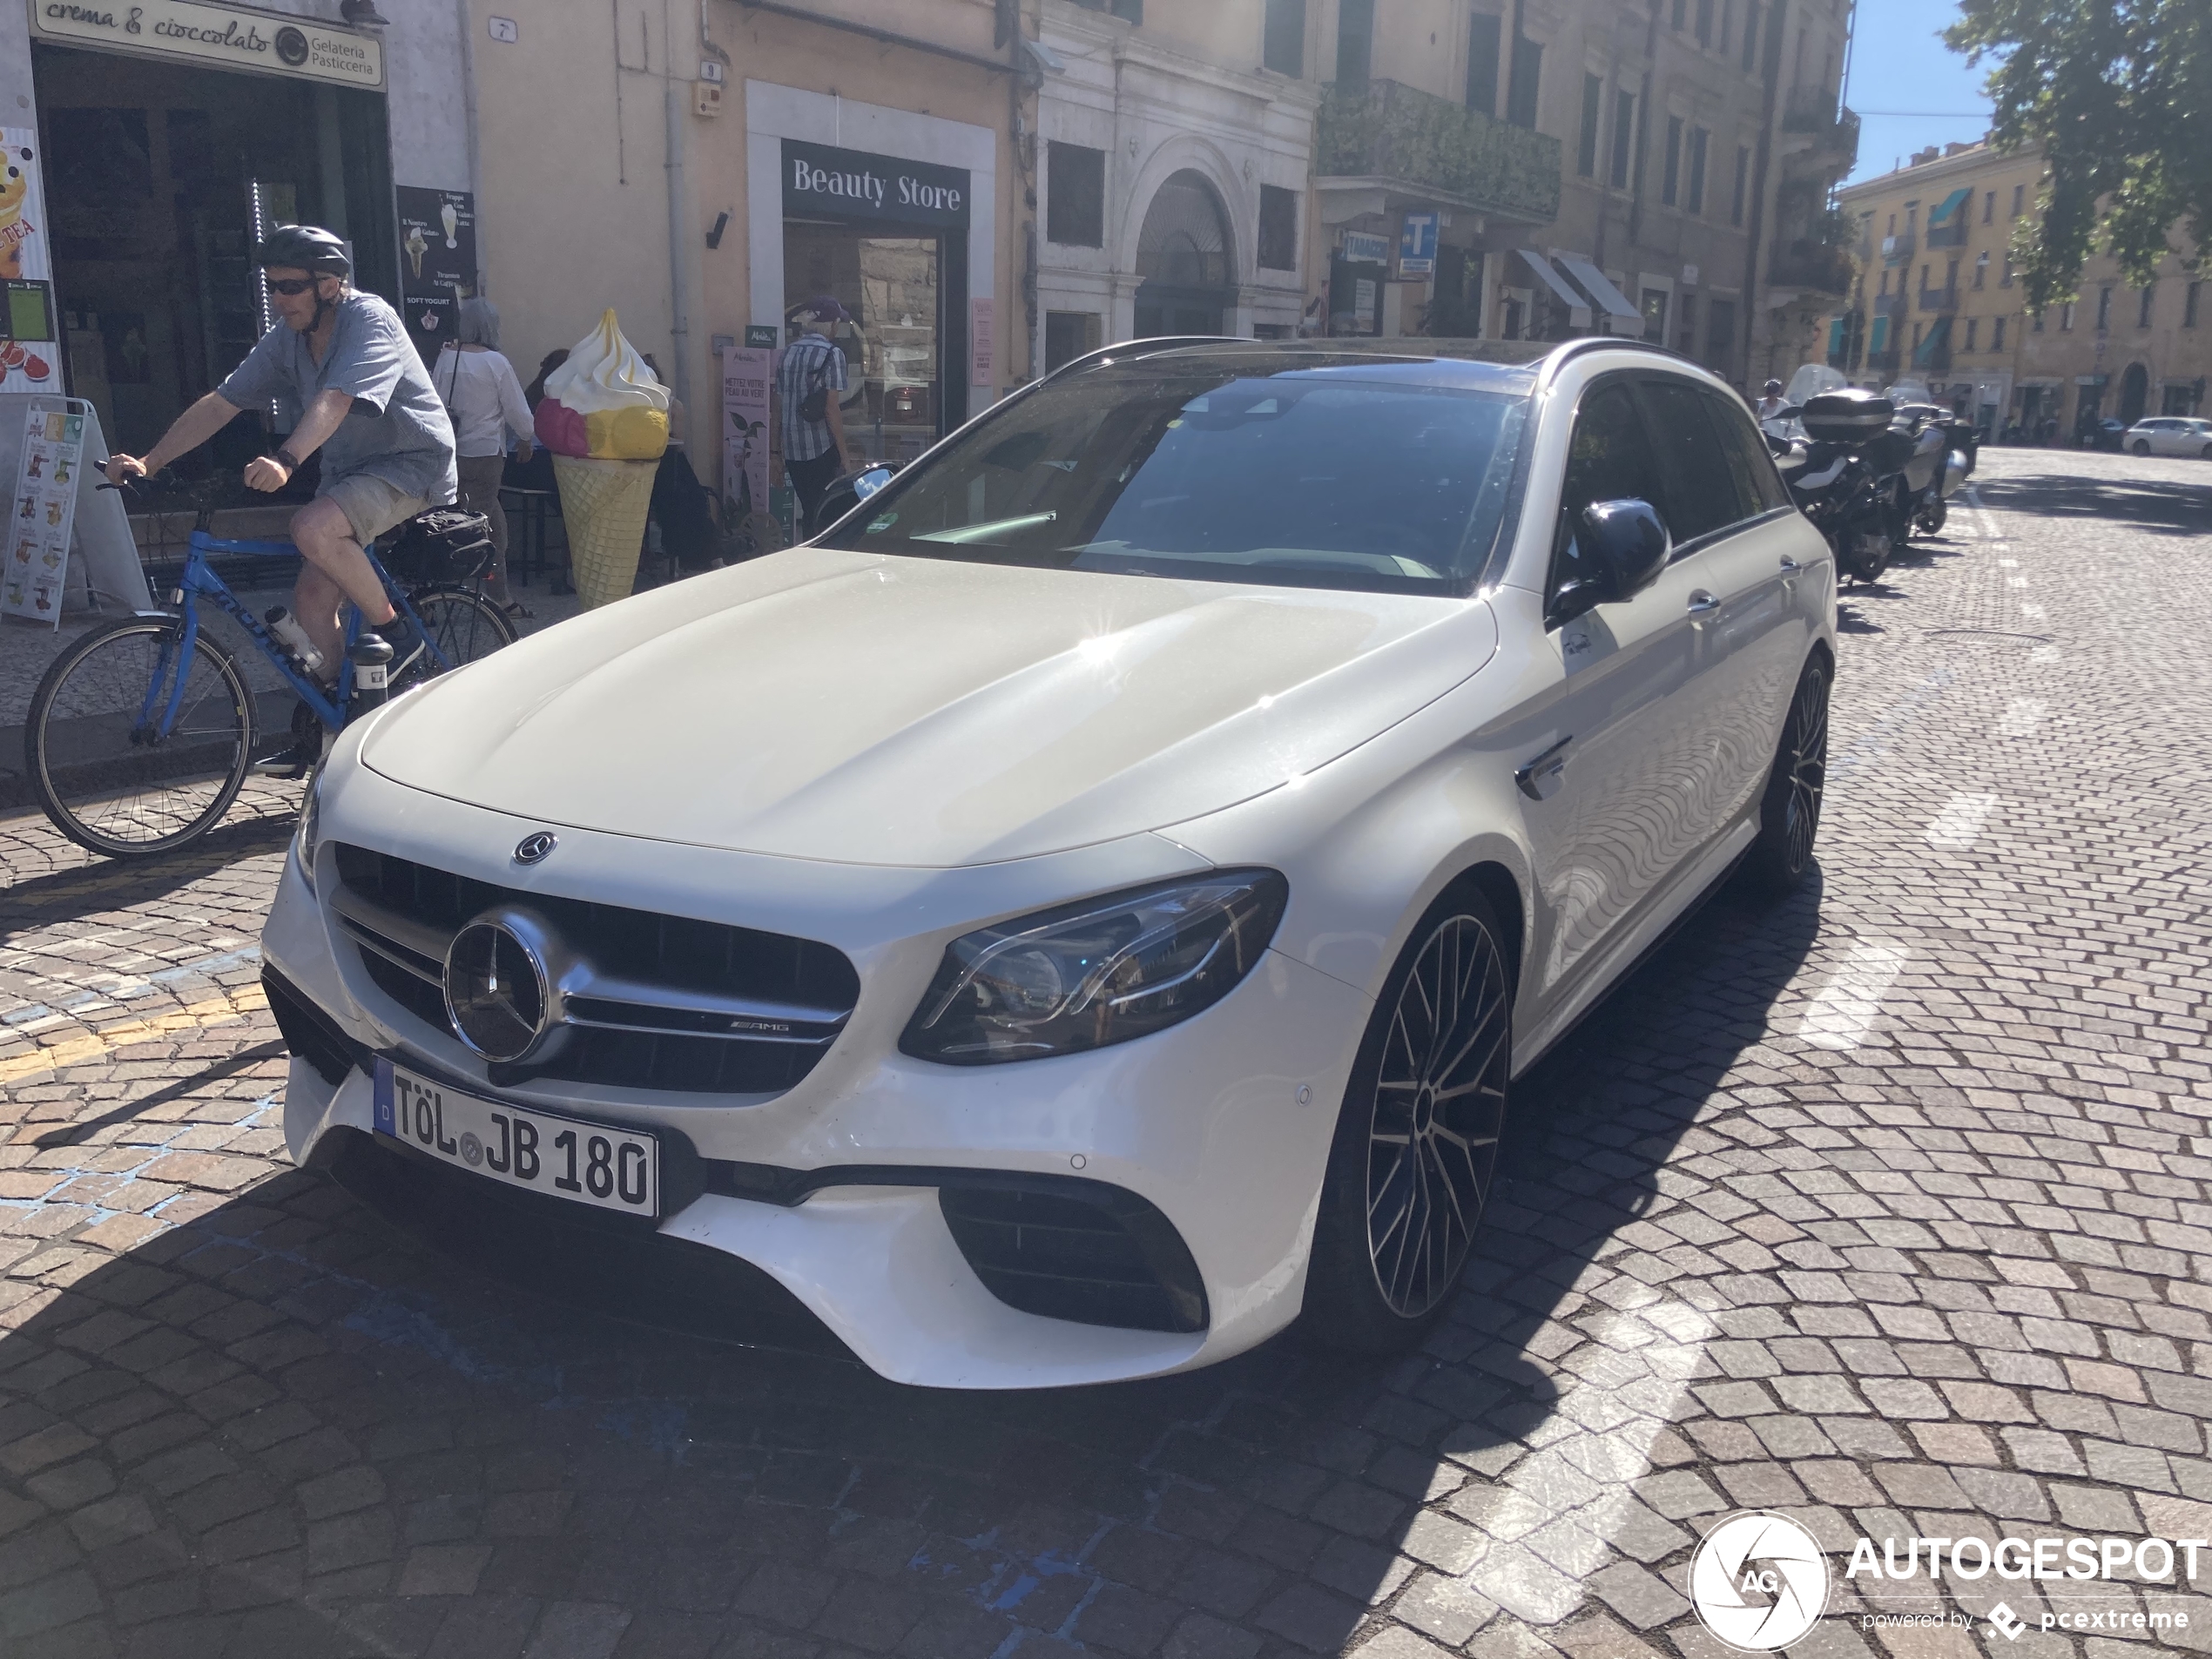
top-left (263, 765), bottom-right (1371, 1389)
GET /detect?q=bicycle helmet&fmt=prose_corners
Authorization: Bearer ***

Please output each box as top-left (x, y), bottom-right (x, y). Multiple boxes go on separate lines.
top-left (254, 224), bottom-right (353, 277)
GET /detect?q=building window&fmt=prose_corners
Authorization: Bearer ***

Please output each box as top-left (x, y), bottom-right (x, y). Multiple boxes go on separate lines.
top-left (1992, 316), bottom-right (2006, 350)
top-left (1722, 0), bottom-right (1734, 52)
top-left (2032, 308), bottom-right (2044, 333)
top-left (1973, 253), bottom-right (1987, 290)
top-left (1696, 0), bottom-right (1713, 46)
top-left (1946, 258), bottom-right (1959, 293)
top-left (1610, 91), bottom-right (1636, 188)
top-left (1686, 126), bottom-right (1709, 214)
top-left (1964, 318), bottom-right (1978, 351)
top-left (1044, 312), bottom-right (1102, 372)
top-left (1263, 0), bottom-right (1305, 77)
top-left (2010, 183), bottom-right (2024, 217)
top-left (2096, 286), bottom-right (2111, 329)
top-left (1905, 205), bottom-right (1918, 232)
top-left (1707, 297), bottom-right (1735, 367)
top-left (1731, 144), bottom-right (1749, 225)
top-left (1046, 143), bottom-right (1106, 247)
top-left (1577, 75), bottom-right (1602, 177)
top-left (1885, 212), bottom-right (1896, 235)
top-left (1662, 117), bottom-right (1683, 206)
top-left (1671, 0), bottom-right (1686, 27)
top-left (1466, 13), bottom-right (1501, 114)
top-left (1912, 322), bottom-right (1923, 352)
top-left (2060, 301), bottom-right (2073, 331)
top-left (2000, 254), bottom-right (2013, 288)
top-left (1258, 184), bottom-right (1298, 271)
top-left (1982, 191), bottom-right (1994, 224)
top-left (1740, 3), bottom-right (1759, 71)
top-left (1676, 292), bottom-right (1696, 353)
top-left (1878, 270), bottom-right (1889, 296)
top-left (1507, 37), bottom-right (1541, 126)
top-left (2138, 286), bottom-right (2154, 327)
top-left (1336, 0), bottom-right (1372, 84)
top-left (2189, 281), bottom-right (2202, 327)
top-left (1919, 263), bottom-right (1929, 297)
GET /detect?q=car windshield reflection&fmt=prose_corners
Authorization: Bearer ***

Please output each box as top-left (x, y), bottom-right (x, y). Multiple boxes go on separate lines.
top-left (820, 354), bottom-right (1534, 595)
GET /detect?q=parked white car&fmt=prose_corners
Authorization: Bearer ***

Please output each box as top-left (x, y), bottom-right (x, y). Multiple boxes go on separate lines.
top-left (2123, 415), bottom-right (2212, 458)
top-left (263, 339), bottom-right (1837, 1389)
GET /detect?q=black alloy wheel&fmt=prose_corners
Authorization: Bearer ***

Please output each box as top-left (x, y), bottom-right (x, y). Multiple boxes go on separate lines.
top-left (1743, 654), bottom-right (1830, 895)
top-left (1305, 887), bottom-right (1513, 1351)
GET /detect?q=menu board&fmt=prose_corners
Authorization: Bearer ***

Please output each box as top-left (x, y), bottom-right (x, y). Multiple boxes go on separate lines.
top-left (3, 402), bottom-right (85, 625)
top-left (720, 345), bottom-right (771, 523)
top-left (0, 126), bottom-right (58, 395)
top-left (396, 185), bottom-right (476, 360)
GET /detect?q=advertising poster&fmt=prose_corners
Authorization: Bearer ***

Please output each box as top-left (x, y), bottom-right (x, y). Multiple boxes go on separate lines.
top-left (396, 185), bottom-right (476, 359)
top-left (720, 345), bottom-right (772, 525)
top-left (3, 402), bottom-right (85, 625)
top-left (0, 127), bottom-right (58, 395)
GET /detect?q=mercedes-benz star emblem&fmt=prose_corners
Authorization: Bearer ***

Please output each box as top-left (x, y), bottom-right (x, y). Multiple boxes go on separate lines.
top-left (513, 831), bottom-right (557, 865)
top-left (444, 918), bottom-right (550, 1062)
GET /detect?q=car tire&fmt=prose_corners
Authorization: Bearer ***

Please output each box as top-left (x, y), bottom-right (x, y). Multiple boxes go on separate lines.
top-left (2134, 440), bottom-right (2152, 456)
top-left (1304, 884), bottom-right (1514, 1354)
top-left (1742, 653), bottom-right (1831, 897)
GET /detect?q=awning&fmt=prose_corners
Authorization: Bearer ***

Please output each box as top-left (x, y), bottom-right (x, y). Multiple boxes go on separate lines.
top-left (1926, 186), bottom-right (1973, 227)
top-left (1912, 314), bottom-right (1952, 366)
top-left (1868, 314), bottom-right (1890, 351)
top-left (1515, 250), bottom-right (1592, 327)
top-left (1553, 253), bottom-right (1642, 330)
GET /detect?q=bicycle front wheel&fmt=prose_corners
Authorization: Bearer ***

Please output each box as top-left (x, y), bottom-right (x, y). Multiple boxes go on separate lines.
top-left (408, 584), bottom-right (518, 677)
top-left (26, 617), bottom-right (256, 857)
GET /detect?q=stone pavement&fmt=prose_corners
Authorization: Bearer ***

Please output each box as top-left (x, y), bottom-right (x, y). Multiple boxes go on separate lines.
top-left (1, 447), bottom-right (2210, 1659)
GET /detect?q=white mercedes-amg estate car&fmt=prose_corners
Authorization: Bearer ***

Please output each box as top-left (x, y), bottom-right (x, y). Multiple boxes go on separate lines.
top-left (263, 338), bottom-right (1835, 1389)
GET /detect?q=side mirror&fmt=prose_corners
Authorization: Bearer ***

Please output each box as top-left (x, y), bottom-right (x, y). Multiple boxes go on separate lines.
top-left (813, 462), bottom-right (903, 533)
top-left (1551, 498), bottom-right (1671, 624)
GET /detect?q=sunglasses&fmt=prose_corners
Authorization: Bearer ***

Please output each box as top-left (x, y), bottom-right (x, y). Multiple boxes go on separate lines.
top-left (265, 275), bottom-right (324, 296)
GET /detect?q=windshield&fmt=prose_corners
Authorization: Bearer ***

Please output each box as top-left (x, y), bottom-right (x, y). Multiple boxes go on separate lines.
top-left (820, 357), bottom-right (1532, 594)
top-left (1784, 364), bottom-right (1846, 405)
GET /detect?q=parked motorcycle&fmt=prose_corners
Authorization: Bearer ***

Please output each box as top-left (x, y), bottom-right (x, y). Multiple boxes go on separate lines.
top-left (1766, 385), bottom-right (1910, 584)
top-left (1878, 378), bottom-right (1976, 535)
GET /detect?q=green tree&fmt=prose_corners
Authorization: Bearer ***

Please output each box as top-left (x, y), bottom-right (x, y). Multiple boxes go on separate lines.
top-left (1946, 0), bottom-right (2211, 307)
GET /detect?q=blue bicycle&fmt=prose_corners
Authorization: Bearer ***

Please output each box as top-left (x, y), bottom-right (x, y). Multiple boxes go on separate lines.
top-left (25, 487), bottom-right (515, 857)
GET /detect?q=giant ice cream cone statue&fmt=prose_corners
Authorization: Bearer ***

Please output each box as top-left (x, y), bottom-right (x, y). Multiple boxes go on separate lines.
top-left (535, 309), bottom-right (670, 609)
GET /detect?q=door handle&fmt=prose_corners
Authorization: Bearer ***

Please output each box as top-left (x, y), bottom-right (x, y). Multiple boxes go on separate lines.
top-left (1515, 736), bottom-right (1572, 802)
top-left (1778, 556), bottom-right (1802, 573)
top-left (1687, 590), bottom-right (1720, 614)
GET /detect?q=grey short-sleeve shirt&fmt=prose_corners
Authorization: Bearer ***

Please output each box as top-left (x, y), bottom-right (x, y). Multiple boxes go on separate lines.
top-left (219, 290), bottom-right (458, 507)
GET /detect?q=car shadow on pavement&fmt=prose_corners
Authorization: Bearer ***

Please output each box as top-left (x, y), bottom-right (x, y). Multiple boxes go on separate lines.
top-left (0, 869), bottom-right (1824, 1656)
top-left (0, 811), bottom-right (298, 925)
top-left (1972, 472), bottom-right (2212, 536)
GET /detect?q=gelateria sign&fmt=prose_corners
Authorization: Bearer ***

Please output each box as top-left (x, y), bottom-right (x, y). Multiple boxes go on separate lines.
top-left (30, 0), bottom-right (384, 88)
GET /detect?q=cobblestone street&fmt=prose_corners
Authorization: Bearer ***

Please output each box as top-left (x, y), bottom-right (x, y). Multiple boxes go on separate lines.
top-left (3, 446), bottom-right (2210, 1659)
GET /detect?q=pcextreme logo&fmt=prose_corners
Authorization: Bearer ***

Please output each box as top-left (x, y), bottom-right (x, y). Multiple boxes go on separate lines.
top-left (1690, 1513), bottom-right (1831, 1651)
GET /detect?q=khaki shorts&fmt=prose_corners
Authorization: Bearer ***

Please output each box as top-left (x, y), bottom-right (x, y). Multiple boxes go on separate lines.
top-left (321, 472), bottom-right (429, 546)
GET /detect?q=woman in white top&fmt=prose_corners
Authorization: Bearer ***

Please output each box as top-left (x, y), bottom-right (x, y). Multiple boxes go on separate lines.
top-left (436, 298), bottom-right (535, 615)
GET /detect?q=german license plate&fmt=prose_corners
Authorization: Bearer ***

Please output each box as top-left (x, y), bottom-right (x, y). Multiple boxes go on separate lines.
top-left (372, 1058), bottom-right (659, 1218)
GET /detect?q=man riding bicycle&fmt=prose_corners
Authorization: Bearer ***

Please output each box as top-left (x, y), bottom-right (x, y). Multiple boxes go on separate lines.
top-left (103, 224), bottom-right (458, 771)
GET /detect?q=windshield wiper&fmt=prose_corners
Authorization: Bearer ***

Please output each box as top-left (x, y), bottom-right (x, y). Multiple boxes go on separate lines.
top-left (914, 510), bottom-right (1058, 545)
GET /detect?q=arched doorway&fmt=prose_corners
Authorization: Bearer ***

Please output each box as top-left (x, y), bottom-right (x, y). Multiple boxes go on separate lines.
top-left (1134, 171), bottom-right (1235, 339)
top-left (2119, 361), bottom-right (2150, 426)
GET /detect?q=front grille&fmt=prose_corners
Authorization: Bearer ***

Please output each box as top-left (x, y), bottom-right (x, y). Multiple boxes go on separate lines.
top-left (938, 1181), bottom-right (1209, 1334)
top-left (331, 843), bottom-right (860, 1095)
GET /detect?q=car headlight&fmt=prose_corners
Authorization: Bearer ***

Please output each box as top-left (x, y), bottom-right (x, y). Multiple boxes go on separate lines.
top-left (294, 767), bottom-right (322, 893)
top-left (900, 870), bottom-right (1288, 1066)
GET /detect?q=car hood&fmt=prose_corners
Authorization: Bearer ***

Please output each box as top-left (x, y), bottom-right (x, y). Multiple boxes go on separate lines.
top-left (361, 551), bottom-right (1498, 867)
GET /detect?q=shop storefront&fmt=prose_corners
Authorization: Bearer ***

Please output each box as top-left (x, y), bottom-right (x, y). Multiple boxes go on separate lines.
top-left (20, 0), bottom-right (392, 469)
top-left (747, 84), bottom-right (996, 466)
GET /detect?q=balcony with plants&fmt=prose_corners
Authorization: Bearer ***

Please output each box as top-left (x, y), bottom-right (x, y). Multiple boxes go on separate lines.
top-left (1316, 78), bottom-right (1561, 225)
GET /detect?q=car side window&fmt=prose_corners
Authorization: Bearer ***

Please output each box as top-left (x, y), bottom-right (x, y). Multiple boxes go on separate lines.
top-left (1701, 388), bottom-right (1793, 514)
top-left (1637, 379), bottom-right (1753, 543)
top-left (1548, 382), bottom-right (1669, 611)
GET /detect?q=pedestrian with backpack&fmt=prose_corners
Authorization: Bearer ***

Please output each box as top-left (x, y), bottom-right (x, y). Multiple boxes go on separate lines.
top-left (778, 296), bottom-right (850, 536)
